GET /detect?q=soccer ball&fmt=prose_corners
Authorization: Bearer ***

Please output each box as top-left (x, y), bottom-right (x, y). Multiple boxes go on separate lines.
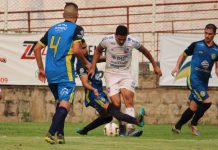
top-left (104, 122), bottom-right (119, 136)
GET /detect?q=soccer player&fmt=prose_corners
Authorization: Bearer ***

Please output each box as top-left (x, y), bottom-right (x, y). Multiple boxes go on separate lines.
top-left (89, 25), bottom-right (162, 136)
top-left (171, 24), bottom-right (218, 136)
top-left (76, 39), bottom-right (145, 135)
top-left (0, 57), bottom-right (6, 63)
top-left (34, 2), bottom-right (90, 144)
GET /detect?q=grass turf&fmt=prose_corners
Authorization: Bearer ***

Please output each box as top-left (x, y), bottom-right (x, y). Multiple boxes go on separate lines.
top-left (0, 122), bottom-right (218, 150)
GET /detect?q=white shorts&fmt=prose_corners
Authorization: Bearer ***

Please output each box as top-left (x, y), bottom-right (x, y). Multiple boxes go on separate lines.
top-left (104, 72), bottom-right (136, 97)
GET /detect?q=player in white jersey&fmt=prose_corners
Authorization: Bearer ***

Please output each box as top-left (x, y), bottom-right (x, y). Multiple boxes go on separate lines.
top-left (89, 25), bottom-right (162, 136)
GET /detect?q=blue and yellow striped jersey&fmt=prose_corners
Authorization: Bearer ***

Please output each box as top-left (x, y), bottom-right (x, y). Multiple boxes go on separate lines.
top-left (38, 20), bottom-right (84, 83)
top-left (184, 40), bottom-right (218, 83)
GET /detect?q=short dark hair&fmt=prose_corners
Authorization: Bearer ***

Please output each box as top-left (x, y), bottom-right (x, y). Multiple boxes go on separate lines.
top-left (65, 2), bottom-right (78, 9)
top-left (115, 25), bottom-right (128, 36)
top-left (205, 23), bottom-right (217, 33)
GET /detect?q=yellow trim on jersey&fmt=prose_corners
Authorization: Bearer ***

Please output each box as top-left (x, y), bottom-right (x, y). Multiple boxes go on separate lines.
top-left (69, 89), bottom-right (75, 104)
top-left (96, 98), bottom-right (105, 107)
top-left (38, 41), bottom-right (46, 47)
top-left (193, 90), bottom-right (203, 101)
top-left (183, 51), bottom-right (187, 57)
top-left (66, 51), bottom-right (73, 81)
top-left (187, 67), bottom-right (192, 90)
top-left (73, 40), bottom-right (81, 43)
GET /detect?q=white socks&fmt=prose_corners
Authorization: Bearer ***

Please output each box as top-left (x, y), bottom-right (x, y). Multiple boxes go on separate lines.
top-left (125, 107), bottom-right (135, 129)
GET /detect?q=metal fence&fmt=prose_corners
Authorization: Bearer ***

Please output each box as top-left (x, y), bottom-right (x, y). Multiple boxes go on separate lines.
top-left (0, 0), bottom-right (218, 61)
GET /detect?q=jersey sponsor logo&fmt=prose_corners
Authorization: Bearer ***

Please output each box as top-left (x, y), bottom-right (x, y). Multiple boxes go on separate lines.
top-left (55, 23), bottom-right (68, 33)
top-left (124, 47), bottom-right (130, 54)
top-left (200, 91), bottom-right (206, 97)
top-left (201, 60), bottom-right (209, 69)
top-left (79, 68), bottom-right (85, 74)
top-left (198, 51), bottom-right (203, 54)
top-left (21, 41), bottom-right (46, 59)
top-left (60, 88), bottom-right (69, 96)
top-left (211, 53), bottom-right (216, 60)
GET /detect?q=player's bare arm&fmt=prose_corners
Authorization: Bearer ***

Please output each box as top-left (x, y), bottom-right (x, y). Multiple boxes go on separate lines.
top-left (89, 44), bottom-right (104, 77)
top-left (79, 75), bottom-right (99, 97)
top-left (72, 41), bottom-right (91, 70)
top-left (34, 43), bottom-right (46, 82)
top-left (139, 45), bottom-right (162, 76)
top-left (98, 56), bottom-right (106, 63)
top-left (171, 52), bottom-right (187, 77)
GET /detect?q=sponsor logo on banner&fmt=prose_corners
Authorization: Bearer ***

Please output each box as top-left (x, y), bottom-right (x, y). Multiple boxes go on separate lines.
top-left (0, 77), bottom-right (8, 83)
top-left (21, 41), bottom-right (46, 59)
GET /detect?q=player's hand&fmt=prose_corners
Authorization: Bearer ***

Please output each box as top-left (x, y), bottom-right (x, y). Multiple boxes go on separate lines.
top-left (0, 57), bottom-right (7, 63)
top-left (38, 69), bottom-right (46, 83)
top-left (86, 62), bottom-right (91, 73)
top-left (171, 67), bottom-right (179, 77)
top-left (154, 65), bottom-right (162, 77)
top-left (88, 66), bottom-right (95, 78)
top-left (93, 88), bottom-right (99, 97)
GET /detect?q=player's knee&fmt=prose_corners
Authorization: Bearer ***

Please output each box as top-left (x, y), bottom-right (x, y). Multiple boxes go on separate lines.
top-left (112, 102), bottom-right (121, 109)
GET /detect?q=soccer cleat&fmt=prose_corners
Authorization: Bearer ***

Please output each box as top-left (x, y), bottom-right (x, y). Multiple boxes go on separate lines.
top-left (188, 124), bottom-right (200, 136)
top-left (76, 128), bottom-right (87, 135)
top-left (57, 134), bottom-right (65, 144)
top-left (172, 127), bottom-right (181, 134)
top-left (45, 133), bottom-right (56, 144)
top-left (137, 107), bottom-right (145, 127)
top-left (127, 129), bottom-right (143, 137)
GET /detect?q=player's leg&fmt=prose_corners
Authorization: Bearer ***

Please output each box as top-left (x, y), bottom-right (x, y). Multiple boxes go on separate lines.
top-left (46, 82), bottom-right (75, 144)
top-left (187, 85), bottom-right (210, 135)
top-left (56, 83), bottom-right (75, 143)
top-left (106, 102), bottom-right (145, 127)
top-left (77, 113), bottom-right (113, 135)
top-left (55, 102), bottom-right (65, 143)
top-left (191, 98), bottom-right (211, 126)
top-left (76, 94), bottom-right (113, 135)
top-left (45, 83), bottom-right (59, 144)
top-left (172, 100), bottom-right (197, 134)
top-left (189, 93), bottom-right (211, 136)
top-left (120, 88), bottom-right (135, 130)
top-left (119, 78), bottom-right (143, 136)
top-left (109, 93), bottom-right (127, 135)
top-left (172, 81), bottom-right (202, 134)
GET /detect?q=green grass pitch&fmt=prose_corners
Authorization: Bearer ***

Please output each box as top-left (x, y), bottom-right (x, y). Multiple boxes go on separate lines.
top-left (0, 122), bottom-right (218, 150)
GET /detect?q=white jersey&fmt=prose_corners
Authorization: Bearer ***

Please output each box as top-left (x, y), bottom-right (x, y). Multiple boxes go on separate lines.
top-left (100, 34), bottom-right (141, 73)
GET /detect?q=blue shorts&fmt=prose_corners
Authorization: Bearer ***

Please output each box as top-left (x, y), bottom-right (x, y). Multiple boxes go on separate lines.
top-left (86, 92), bottom-right (110, 113)
top-left (49, 82), bottom-right (76, 104)
top-left (187, 79), bottom-right (209, 104)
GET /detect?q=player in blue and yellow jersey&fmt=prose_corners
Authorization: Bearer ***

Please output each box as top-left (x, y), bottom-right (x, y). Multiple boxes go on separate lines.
top-left (171, 24), bottom-right (218, 136)
top-left (76, 39), bottom-right (145, 135)
top-left (34, 3), bottom-right (90, 144)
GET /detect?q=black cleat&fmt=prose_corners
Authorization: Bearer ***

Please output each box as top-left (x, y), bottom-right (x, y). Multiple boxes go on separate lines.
top-left (76, 128), bottom-right (87, 135)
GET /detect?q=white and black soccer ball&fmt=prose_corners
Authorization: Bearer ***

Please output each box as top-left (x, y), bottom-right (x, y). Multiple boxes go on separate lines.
top-left (104, 122), bottom-right (119, 136)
